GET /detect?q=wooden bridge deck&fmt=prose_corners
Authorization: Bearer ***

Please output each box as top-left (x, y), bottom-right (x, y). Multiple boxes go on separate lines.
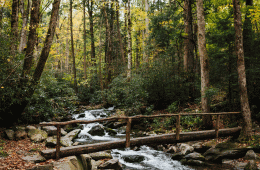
top-left (41, 127), bottom-right (241, 159)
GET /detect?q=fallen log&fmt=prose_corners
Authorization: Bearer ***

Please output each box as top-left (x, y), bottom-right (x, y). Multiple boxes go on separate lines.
top-left (41, 127), bottom-right (241, 159)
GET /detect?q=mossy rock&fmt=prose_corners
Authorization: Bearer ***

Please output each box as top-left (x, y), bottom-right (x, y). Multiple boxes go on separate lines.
top-left (215, 141), bottom-right (239, 151)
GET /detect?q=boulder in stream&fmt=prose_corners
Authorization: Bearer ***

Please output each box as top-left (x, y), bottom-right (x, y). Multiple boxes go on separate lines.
top-left (122, 155), bottom-right (145, 163)
top-left (98, 159), bottom-right (123, 170)
top-left (88, 124), bottom-right (105, 136)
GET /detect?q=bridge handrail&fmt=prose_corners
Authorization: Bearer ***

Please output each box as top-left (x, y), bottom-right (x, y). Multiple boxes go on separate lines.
top-left (39, 111), bottom-right (240, 159)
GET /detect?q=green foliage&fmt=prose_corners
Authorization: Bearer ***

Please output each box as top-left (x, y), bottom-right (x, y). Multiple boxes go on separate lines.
top-left (167, 101), bottom-right (179, 113)
top-left (181, 116), bottom-right (203, 130)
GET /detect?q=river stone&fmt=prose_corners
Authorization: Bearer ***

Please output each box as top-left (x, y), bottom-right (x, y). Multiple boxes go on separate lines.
top-left (77, 113), bottom-right (85, 119)
top-left (98, 159), bottom-right (123, 170)
top-left (64, 129), bottom-right (81, 140)
top-left (22, 153), bottom-right (46, 163)
top-left (15, 129), bottom-right (27, 140)
top-left (244, 160), bottom-right (259, 170)
top-left (89, 151), bottom-right (113, 161)
top-left (88, 125), bottom-right (105, 136)
top-left (180, 143), bottom-right (194, 155)
top-left (165, 146), bottom-right (178, 153)
top-left (244, 150), bottom-right (259, 160)
top-left (91, 160), bottom-right (104, 170)
top-left (122, 155), bottom-right (145, 163)
top-left (192, 142), bottom-right (210, 153)
top-left (5, 129), bottom-right (15, 140)
top-left (185, 152), bottom-right (205, 161)
top-left (181, 159), bottom-right (207, 166)
top-left (26, 125), bottom-right (37, 131)
top-left (105, 128), bottom-right (117, 136)
top-left (52, 156), bottom-right (83, 170)
top-left (46, 136), bottom-right (57, 147)
top-left (61, 137), bottom-right (73, 147)
top-left (171, 153), bottom-right (184, 161)
top-left (28, 129), bottom-right (48, 142)
top-left (80, 154), bottom-right (92, 170)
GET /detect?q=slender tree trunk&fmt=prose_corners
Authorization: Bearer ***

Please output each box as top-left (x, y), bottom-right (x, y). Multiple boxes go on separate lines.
top-left (197, 0), bottom-right (212, 129)
top-left (144, 0), bottom-right (149, 62)
top-left (127, 0), bottom-right (132, 81)
top-left (116, 0), bottom-right (125, 64)
top-left (70, 0), bottom-right (78, 94)
top-left (87, 0), bottom-right (96, 67)
top-left (66, 25), bottom-right (70, 73)
top-left (19, 0), bottom-right (30, 52)
top-left (21, 0), bottom-right (40, 79)
top-left (11, 0), bottom-right (19, 53)
top-left (83, 0), bottom-right (87, 79)
top-left (233, 0), bottom-right (252, 138)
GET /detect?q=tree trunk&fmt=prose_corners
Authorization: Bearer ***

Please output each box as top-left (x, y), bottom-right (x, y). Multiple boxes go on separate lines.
top-left (127, 0), bottom-right (132, 81)
top-left (144, 0), bottom-right (149, 62)
top-left (19, 0), bottom-right (30, 52)
top-left (83, 0), bottom-right (87, 79)
top-left (233, 0), bottom-right (252, 138)
top-left (21, 0), bottom-right (40, 79)
top-left (196, 0), bottom-right (212, 129)
top-left (116, 0), bottom-right (125, 64)
top-left (11, 0), bottom-right (19, 53)
top-left (70, 0), bottom-right (78, 94)
top-left (87, 0), bottom-right (96, 67)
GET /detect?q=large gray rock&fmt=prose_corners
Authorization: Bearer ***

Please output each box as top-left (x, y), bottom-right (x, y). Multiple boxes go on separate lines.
top-left (5, 129), bottom-right (15, 140)
top-left (89, 151), bottom-right (113, 161)
top-left (22, 154), bottom-right (46, 163)
top-left (88, 125), bottom-right (105, 136)
top-left (64, 129), bottom-right (81, 141)
top-left (26, 125), bottom-right (37, 131)
top-left (98, 159), bottom-right (123, 170)
top-left (244, 150), bottom-right (259, 160)
top-left (165, 145), bottom-right (178, 153)
top-left (185, 152), bottom-right (205, 161)
top-left (181, 159), bottom-right (208, 166)
top-left (180, 143), bottom-right (194, 155)
top-left (244, 160), bottom-right (259, 170)
top-left (91, 160), bottom-right (104, 170)
top-left (27, 164), bottom-right (53, 170)
top-left (80, 154), bottom-right (92, 170)
top-left (42, 126), bottom-right (67, 136)
top-left (28, 129), bottom-right (48, 142)
top-left (46, 136), bottom-right (75, 147)
top-left (52, 156), bottom-right (83, 170)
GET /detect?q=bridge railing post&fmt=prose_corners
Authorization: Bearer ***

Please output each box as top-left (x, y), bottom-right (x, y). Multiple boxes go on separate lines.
top-left (56, 125), bottom-right (61, 160)
top-left (215, 115), bottom-right (220, 139)
top-left (126, 118), bottom-right (132, 148)
top-left (176, 114), bottom-right (181, 140)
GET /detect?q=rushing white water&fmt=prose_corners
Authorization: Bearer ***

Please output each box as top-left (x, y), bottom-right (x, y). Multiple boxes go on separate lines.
top-left (73, 108), bottom-right (193, 170)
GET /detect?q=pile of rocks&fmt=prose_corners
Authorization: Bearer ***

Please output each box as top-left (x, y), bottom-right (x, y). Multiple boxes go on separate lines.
top-left (160, 140), bottom-right (260, 170)
top-left (3, 125), bottom-right (123, 170)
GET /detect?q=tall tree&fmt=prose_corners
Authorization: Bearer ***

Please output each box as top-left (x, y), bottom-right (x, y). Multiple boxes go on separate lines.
top-left (127, 0), bottom-right (132, 81)
top-left (196, 0), bottom-right (212, 129)
top-left (19, 0), bottom-right (30, 52)
top-left (11, 0), bottom-right (19, 52)
top-left (87, 0), bottom-right (96, 67)
top-left (233, 0), bottom-right (252, 137)
top-left (70, 0), bottom-right (78, 93)
top-left (116, 0), bottom-right (125, 64)
top-left (21, 0), bottom-right (40, 79)
top-left (83, 0), bottom-right (87, 78)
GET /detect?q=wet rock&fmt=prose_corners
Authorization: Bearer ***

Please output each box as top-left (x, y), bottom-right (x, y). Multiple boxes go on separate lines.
top-left (91, 160), bottom-right (104, 170)
top-left (185, 152), bottom-right (205, 161)
top-left (80, 154), bottom-right (92, 170)
top-left (22, 154), bottom-right (46, 163)
top-left (98, 159), bottom-right (123, 170)
top-left (60, 137), bottom-right (73, 147)
top-left (157, 144), bottom-right (165, 151)
top-left (5, 129), bottom-right (15, 140)
top-left (122, 155), bottom-right (145, 163)
top-left (28, 129), bottom-right (48, 142)
top-left (46, 136), bottom-right (57, 147)
top-left (77, 113), bottom-right (85, 119)
top-left (171, 153), bottom-right (184, 161)
top-left (192, 142), bottom-right (210, 153)
top-left (244, 150), bottom-right (259, 160)
top-left (105, 128), bottom-right (117, 136)
top-left (89, 151), bottom-right (113, 161)
top-left (181, 159), bottom-right (208, 166)
top-left (88, 125), bottom-right (105, 136)
top-left (90, 111), bottom-right (104, 117)
top-left (244, 160), bottom-right (259, 170)
top-left (113, 122), bottom-right (127, 129)
top-left (64, 129), bottom-right (81, 141)
top-left (42, 126), bottom-right (67, 136)
top-left (180, 143), bottom-right (194, 155)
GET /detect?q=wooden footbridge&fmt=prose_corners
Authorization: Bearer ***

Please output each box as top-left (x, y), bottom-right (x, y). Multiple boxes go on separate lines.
top-left (40, 112), bottom-right (241, 160)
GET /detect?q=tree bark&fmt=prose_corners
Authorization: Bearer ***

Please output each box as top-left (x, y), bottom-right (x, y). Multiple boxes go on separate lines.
top-left (87, 0), bottom-right (96, 67)
top-left (196, 0), bottom-right (212, 129)
top-left (19, 0), bottom-right (30, 52)
top-left (127, 0), bottom-right (132, 81)
top-left (11, 0), bottom-right (19, 52)
top-left (233, 0), bottom-right (252, 137)
top-left (21, 0), bottom-right (40, 79)
top-left (83, 0), bottom-right (87, 79)
top-left (116, 0), bottom-right (125, 64)
top-left (70, 0), bottom-right (78, 94)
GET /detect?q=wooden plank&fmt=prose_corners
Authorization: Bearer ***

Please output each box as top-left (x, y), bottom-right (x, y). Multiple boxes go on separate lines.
top-left (39, 112), bottom-right (240, 126)
top-left (176, 114), bottom-right (181, 140)
top-left (215, 115), bottom-right (220, 138)
top-left (125, 118), bottom-right (132, 148)
top-left (41, 127), bottom-right (241, 159)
